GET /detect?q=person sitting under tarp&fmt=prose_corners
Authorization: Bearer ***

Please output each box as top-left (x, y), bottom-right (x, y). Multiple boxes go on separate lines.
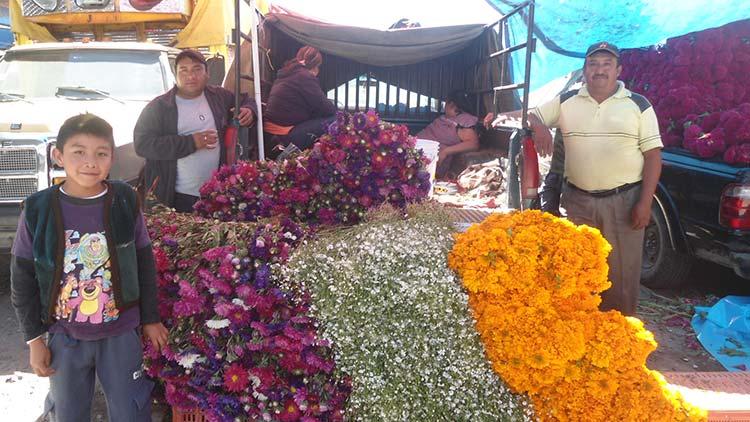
top-left (416, 90), bottom-right (480, 178)
top-left (264, 46), bottom-right (337, 159)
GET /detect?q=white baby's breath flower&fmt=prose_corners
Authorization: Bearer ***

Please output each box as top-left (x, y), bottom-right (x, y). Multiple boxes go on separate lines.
top-left (177, 353), bottom-right (201, 369)
top-left (205, 319), bottom-right (230, 329)
top-left (285, 207), bottom-right (535, 421)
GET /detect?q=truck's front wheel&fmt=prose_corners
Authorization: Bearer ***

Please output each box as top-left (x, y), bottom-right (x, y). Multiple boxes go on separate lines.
top-left (640, 203), bottom-right (692, 289)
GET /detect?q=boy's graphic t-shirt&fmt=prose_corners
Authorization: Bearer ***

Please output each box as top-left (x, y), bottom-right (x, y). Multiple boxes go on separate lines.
top-left (12, 187), bottom-right (151, 340)
top-left (56, 229), bottom-right (117, 325)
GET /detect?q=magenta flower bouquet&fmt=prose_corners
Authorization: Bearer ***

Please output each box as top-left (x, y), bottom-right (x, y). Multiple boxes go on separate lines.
top-left (194, 111), bottom-right (431, 225)
top-left (619, 19), bottom-right (750, 163)
top-left (145, 210), bottom-right (350, 422)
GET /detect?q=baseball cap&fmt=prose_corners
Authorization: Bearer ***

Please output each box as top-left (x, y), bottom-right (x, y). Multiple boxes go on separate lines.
top-left (175, 49), bottom-right (207, 67)
top-left (585, 41), bottom-right (620, 58)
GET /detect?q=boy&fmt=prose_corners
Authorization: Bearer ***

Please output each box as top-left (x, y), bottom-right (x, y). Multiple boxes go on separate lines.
top-left (10, 114), bottom-right (168, 421)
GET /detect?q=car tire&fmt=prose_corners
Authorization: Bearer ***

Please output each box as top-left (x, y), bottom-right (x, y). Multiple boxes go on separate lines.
top-left (640, 203), bottom-right (692, 289)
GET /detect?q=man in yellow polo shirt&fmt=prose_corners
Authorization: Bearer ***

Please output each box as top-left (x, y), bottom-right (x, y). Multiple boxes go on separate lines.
top-left (493, 42), bottom-right (663, 316)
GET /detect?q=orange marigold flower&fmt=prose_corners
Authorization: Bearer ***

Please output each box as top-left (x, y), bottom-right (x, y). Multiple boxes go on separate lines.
top-left (449, 210), bottom-right (707, 422)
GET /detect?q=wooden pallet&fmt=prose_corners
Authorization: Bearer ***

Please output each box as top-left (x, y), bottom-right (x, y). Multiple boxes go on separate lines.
top-left (664, 372), bottom-right (750, 421)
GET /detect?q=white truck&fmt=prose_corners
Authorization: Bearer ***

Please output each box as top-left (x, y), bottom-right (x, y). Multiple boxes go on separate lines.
top-left (0, 41), bottom-right (178, 248)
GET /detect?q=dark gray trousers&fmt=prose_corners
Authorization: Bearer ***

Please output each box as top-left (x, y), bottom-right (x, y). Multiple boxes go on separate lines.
top-left (561, 186), bottom-right (645, 316)
top-left (44, 330), bottom-right (153, 422)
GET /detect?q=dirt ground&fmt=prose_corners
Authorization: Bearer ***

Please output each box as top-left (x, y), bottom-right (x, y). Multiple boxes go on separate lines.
top-left (1, 253), bottom-right (748, 421)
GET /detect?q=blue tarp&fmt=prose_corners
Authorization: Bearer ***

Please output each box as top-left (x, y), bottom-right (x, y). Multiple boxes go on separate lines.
top-left (0, 5), bottom-right (10, 50)
top-left (485, 0), bottom-right (750, 91)
top-left (692, 296), bottom-right (750, 372)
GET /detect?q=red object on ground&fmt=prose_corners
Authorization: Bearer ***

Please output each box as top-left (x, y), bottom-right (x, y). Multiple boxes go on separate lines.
top-left (172, 407), bottom-right (206, 422)
top-left (521, 134), bottom-right (540, 199)
top-left (224, 123), bottom-right (239, 165)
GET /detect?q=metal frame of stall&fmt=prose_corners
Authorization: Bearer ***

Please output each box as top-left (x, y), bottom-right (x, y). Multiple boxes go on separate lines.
top-left (480, 0), bottom-right (537, 210)
top-left (231, 0), bottom-right (266, 161)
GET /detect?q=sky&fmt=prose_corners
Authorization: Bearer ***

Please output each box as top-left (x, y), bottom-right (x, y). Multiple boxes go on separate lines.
top-left (271, 0), bottom-right (501, 29)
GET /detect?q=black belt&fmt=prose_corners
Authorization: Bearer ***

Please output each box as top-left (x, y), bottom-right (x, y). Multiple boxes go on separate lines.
top-left (566, 181), bottom-right (641, 198)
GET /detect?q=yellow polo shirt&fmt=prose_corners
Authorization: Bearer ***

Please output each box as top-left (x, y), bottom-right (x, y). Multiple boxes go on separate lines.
top-left (532, 81), bottom-right (663, 191)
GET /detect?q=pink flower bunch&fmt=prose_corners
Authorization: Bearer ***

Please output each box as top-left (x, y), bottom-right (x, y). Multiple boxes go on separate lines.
top-left (145, 211), bottom-right (350, 421)
top-left (194, 111), bottom-right (431, 225)
top-left (619, 19), bottom-right (750, 163)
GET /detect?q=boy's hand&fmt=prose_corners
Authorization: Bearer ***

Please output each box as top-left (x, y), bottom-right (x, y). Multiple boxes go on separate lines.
top-left (143, 323), bottom-right (169, 352)
top-left (29, 338), bottom-right (55, 377)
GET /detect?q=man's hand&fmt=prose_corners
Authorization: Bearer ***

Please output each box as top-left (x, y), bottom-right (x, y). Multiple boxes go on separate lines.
top-left (232, 107), bottom-right (255, 126)
top-left (29, 338), bottom-right (55, 377)
top-left (192, 130), bottom-right (219, 150)
top-left (531, 125), bottom-right (553, 157)
top-left (631, 199), bottom-right (652, 229)
top-left (142, 322), bottom-right (169, 352)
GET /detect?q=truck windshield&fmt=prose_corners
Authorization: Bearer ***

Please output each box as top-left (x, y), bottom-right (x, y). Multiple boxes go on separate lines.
top-left (0, 49), bottom-right (168, 100)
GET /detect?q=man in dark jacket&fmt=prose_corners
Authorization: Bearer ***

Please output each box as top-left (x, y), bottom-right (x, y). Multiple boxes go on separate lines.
top-left (134, 49), bottom-right (257, 212)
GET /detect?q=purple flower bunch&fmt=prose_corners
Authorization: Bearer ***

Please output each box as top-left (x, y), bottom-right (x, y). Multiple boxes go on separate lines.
top-left (194, 111), bottom-right (431, 225)
top-left (145, 211), bottom-right (350, 422)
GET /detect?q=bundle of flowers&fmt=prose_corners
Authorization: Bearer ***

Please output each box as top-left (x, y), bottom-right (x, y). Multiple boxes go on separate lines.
top-left (145, 209), bottom-right (351, 421)
top-left (284, 204), bottom-right (535, 421)
top-left (195, 111), bottom-right (431, 225)
top-left (618, 19), bottom-right (750, 162)
top-left (448, 210), bottom-right (706, 422)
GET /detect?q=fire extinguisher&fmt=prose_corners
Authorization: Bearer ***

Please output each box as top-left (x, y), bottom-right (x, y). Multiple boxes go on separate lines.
top-left (224, 118), bottom-right (240, 165)
top-left (520, 130), bottom-right (540, 201)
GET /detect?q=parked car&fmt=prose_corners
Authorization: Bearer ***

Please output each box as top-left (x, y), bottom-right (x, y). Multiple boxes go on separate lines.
top-left (641, 148), bottom-right (750, 288)
top-left (0, 42), bottom-right (179, 249)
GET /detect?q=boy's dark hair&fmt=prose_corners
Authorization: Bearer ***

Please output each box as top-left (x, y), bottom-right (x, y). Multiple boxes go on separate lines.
top-left (56, 113), bottom-right (115, 152)
top-left (175, 49), bottom-right (207, 69)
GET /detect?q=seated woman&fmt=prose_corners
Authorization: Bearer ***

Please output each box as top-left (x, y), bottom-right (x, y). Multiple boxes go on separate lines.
top-left (264, 46), bottom-right (337, 158)
top-left (416, 91), bottom-right (480, 178)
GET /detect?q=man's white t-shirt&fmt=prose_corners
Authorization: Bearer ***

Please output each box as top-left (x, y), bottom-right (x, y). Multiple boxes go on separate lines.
top-left (175, 93), bottom-right (220, 196)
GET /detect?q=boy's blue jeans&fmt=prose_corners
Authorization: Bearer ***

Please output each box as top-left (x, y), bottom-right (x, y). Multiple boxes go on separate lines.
top-left (43, 330), bottom-right (154, 422)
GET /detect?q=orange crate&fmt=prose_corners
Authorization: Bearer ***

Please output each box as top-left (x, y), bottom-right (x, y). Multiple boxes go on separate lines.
top-left (172, 407), bottom-right (207, 422)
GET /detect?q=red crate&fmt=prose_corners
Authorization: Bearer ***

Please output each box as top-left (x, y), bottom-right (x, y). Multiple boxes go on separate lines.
top-left (172, 407), bottom-right (207, 422)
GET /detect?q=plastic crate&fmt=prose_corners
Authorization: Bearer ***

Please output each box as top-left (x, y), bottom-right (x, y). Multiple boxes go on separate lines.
top-left (172, 407), bottom-right (207, 422)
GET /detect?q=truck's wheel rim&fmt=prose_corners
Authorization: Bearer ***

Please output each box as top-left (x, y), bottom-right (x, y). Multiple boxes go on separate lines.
top-left (643, 222), bottom-right (659, 271)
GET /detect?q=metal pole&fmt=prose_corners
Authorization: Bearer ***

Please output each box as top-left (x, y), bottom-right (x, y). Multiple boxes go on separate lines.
top-left (520, 0), bottom-right (534, 130)
top-left (249, 0), bottom-right (265, 160)
top-left (234, 0), bottom-right (241, 119)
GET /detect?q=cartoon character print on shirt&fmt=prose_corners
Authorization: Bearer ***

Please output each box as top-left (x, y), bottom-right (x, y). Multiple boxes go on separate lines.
top-left (54, 230), bottom-right (119, 324)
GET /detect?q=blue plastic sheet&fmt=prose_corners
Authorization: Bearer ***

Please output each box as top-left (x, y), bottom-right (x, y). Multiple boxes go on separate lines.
top-left (0, 5), bottom-right (10, 50)
top-left (692, 296), bottom-right (750, 372)
top-left (485, 0), bottom-right (750, 90)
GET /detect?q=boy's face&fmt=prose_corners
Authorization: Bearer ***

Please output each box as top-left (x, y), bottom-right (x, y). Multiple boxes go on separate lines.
top-left (52, 134), bottom-right (113, 195)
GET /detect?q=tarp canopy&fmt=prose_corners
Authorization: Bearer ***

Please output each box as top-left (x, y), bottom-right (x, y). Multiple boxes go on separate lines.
top-left (8, 0), bottom-right (55, 43)
top-left (265, 8), bottom-right (486, 67)
top-left (485, 0), bottom-right (750, 90)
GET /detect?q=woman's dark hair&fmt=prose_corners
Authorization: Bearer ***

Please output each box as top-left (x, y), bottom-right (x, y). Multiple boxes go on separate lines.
top-left (56, 113), bottom-right (115, 152)
top-left (446, 90), bottom-right (474, 115)
top-left (281, 46), bottom-right (323, 73)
